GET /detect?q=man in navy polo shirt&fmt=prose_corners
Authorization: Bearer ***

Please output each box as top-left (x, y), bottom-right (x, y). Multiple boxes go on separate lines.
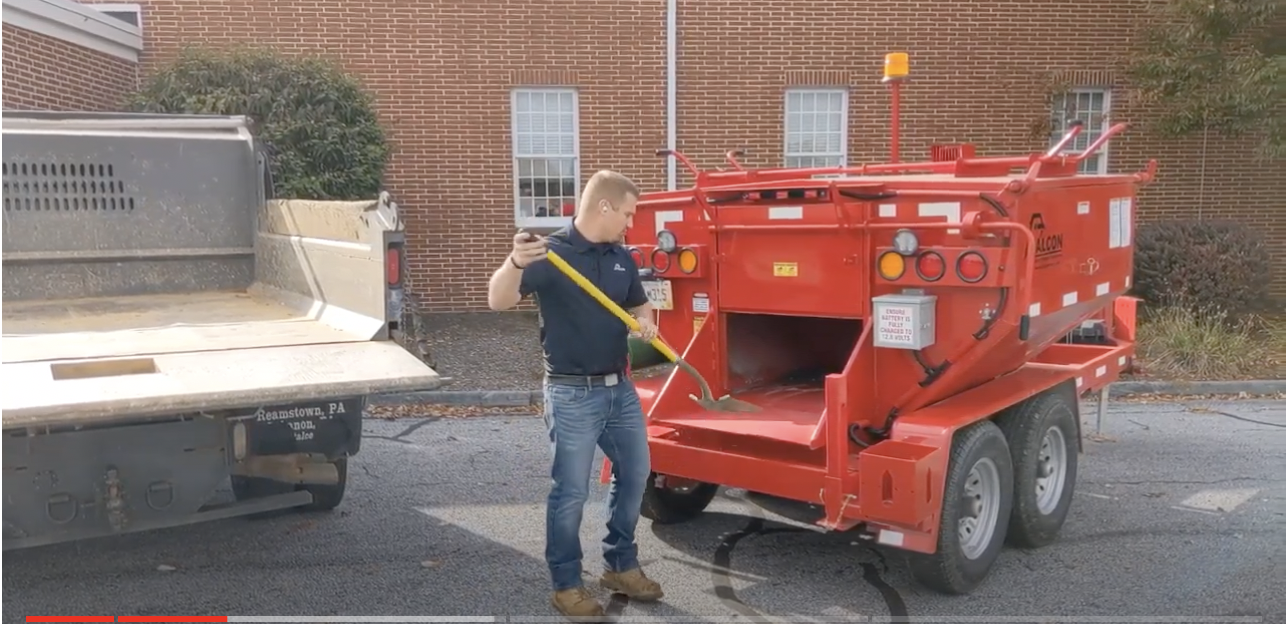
top-left (487, 170), bottom-right (662, 619)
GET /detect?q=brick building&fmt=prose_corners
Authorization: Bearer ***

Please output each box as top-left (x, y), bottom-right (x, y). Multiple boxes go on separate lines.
top-left (4, 0), bottom-right (1284, 309)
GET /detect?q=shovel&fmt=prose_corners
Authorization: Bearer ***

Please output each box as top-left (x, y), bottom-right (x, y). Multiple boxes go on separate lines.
top-left (544, 250), bottom-right (760, 413)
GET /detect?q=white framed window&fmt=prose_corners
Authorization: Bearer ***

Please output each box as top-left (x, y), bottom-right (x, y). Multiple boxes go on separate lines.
top-left (511, 87), bottom-right (580, 227)
top-left (784, 87), bottom-right (848, 168)
top-left (90, 3), bottom-right (143, 30)
top-left (1049, 88), bottom-right (1111, 174)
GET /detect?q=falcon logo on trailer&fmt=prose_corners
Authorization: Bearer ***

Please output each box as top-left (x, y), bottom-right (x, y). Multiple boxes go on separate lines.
top-left (1030, 212), bottom-right (1064, 267)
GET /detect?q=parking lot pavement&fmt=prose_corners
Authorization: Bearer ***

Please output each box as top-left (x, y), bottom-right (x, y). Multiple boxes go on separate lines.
top-left (3, 399), bottom-right (1283, 623)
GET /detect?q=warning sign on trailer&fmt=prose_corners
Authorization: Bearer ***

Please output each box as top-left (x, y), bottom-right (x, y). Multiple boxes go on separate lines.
top-left (871, 293), bottom-right (936, 350)
top-left (877, 305), bottom-right (915, 345)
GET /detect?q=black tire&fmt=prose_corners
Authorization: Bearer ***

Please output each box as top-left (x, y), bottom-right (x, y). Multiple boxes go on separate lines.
top-left (994, 385), bottom-right (1079, 548)
top-left (231, 456), bottom-right (348, 513)
top-left (640, 472), bottom-right (719, 524)
top-left (908, 419), bottom-right (1014, 595)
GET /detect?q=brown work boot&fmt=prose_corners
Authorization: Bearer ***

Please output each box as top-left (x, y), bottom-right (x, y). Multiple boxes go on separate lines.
top-left (600, 567), bottom-right (664, 601)
top-left (551, 586), bottom-right (605, 620)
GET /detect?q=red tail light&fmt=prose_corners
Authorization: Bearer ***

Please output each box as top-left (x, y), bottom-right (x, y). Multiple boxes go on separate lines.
top-left (955, 251), bottom-right (987, 283)
top-left (916, 251), bottom-right (946, 281)
top-left (651, 249), bottom-right (672, 273)
top-left (386, 244), bottom-right (402, 285)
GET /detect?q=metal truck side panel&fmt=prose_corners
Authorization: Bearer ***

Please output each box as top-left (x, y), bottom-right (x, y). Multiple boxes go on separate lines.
top-left (3, 415), bottom-right (230, 549)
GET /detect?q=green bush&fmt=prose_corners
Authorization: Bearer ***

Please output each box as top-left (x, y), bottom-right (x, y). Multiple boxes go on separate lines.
top-left (1132, 219), bottom-right (1273, 315)
top-left (1135, 305), bottom-right (1281, 380)
top-left (126, 45), bottom-right (390, 200)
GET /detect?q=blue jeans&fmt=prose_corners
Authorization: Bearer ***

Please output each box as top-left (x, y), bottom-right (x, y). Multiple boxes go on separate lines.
top-left (542, 376), bottom-right (651, 591)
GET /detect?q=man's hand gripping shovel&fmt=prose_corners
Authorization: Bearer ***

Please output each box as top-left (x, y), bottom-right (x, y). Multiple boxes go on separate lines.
top-left (544, 250), bottom-right (759, 413)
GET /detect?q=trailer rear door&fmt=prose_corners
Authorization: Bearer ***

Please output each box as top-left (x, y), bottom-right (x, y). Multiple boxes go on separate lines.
top-left (715, 203), bottom-right (867, 318)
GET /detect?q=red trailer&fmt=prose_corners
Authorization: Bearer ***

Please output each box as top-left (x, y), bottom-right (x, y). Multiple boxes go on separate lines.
top-left (606, 54), bottom-right (1157, 595)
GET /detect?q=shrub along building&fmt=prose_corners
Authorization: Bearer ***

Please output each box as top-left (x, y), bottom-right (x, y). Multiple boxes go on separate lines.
top-left (4, 0), bottom-right (1284, 311)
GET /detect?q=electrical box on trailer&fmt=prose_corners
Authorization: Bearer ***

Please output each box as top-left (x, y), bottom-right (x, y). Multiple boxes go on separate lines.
top-left (872, 292), bottom-right (937, 350)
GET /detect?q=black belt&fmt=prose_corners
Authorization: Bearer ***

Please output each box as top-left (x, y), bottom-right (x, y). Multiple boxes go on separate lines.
top-left (545, 371), bottom-right (626, 388)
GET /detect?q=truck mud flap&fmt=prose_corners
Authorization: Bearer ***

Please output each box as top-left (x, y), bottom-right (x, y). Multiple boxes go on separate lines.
top-left (1, 341), bottom-right (443, 430)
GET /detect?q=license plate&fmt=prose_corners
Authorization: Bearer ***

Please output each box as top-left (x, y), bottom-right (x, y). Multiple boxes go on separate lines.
top-left (642, 279), bottom-right (673, 310)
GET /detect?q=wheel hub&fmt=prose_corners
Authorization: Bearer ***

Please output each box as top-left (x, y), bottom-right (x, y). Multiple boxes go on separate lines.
top-left (656, 474), bottom-right (700, 492)
top-left (1034, 426), bottom-right (1069, 515)
top-left (956, 457), bottom-right (1001, 560)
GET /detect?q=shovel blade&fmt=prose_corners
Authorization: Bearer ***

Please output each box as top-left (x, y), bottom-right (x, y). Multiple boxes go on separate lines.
top-left (688, 393), bottom-right (762, 413)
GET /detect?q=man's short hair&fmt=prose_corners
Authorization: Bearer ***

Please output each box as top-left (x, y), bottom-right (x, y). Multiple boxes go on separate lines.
top-left (581, 170), bottom-right (641, 211)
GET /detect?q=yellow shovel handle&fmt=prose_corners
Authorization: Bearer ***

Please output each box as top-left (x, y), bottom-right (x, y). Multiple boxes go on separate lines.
top-left (544, 250), bottom-right (681, 363)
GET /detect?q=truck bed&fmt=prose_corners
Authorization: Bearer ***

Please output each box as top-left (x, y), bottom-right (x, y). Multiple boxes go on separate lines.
top-left (2, 287), bottom-right (376, 364)
top-left (1, 114), bottom-right (442, 428)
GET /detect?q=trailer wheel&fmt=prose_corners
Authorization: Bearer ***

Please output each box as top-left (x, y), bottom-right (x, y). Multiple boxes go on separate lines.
top-left (231, 457), bottom-right (348, 513)
top-left (909, 419), bottom-right (1014, 595)
top-left (994, 386), bottom-right (1079, 548)
top-left (640, 472), bottom-right (719, 524)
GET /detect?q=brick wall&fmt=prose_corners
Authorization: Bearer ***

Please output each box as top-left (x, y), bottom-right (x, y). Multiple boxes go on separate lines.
top-left (1, 23), bottom-right (137, 111)
top-left (122, 0), bottom-right (669, 314)
top-left (25, 0), bottom-right (1286, 308)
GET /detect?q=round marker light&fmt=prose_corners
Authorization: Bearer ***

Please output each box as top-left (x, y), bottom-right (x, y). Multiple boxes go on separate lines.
top-left (956, 251), bottom-right (988, 283)
top-left (628, 246), bottom-right (644, 267)
top-left (916, 251), bottom-right (946, 282)
top-left (651, 248), bottom-right (672, 273)
top-left (877, 251), bottom-right (905, 280)
top-left (657, 229), bottom-right (678, 253)
top-left (892, 229), bottom-right (919, 255)
top-left (677, 248), bottom-right (698, 273)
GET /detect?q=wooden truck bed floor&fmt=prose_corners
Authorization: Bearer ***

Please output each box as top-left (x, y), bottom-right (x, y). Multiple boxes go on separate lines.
top-left (2, 289), bottom-right (368, 364)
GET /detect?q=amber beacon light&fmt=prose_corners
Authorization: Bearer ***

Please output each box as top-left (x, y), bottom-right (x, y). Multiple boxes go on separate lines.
top-left (882, 52), bottom-right (909, 163)
top-left (883, 52), bottom-right (909, 81)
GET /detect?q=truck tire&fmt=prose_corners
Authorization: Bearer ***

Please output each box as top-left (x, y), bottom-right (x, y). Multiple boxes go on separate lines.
top-left (994, 386), bottom-right (1079, 548)
top-left (640, 472), bottom-right (719, 524)
top-left (231, 457), bottom-right (348, 513)
top-left (909, 419), bottom-right (1014, 595)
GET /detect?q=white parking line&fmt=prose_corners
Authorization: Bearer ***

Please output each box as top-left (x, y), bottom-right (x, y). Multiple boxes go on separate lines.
top-left (1078, 492), bottom-right (1115, 500)
top-left (1175, 488), bottom-right (1260, 514)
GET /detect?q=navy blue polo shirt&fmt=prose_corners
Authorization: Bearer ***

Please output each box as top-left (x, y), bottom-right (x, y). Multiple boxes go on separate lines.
top-left (519, 224), bottom-right (649, 376)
